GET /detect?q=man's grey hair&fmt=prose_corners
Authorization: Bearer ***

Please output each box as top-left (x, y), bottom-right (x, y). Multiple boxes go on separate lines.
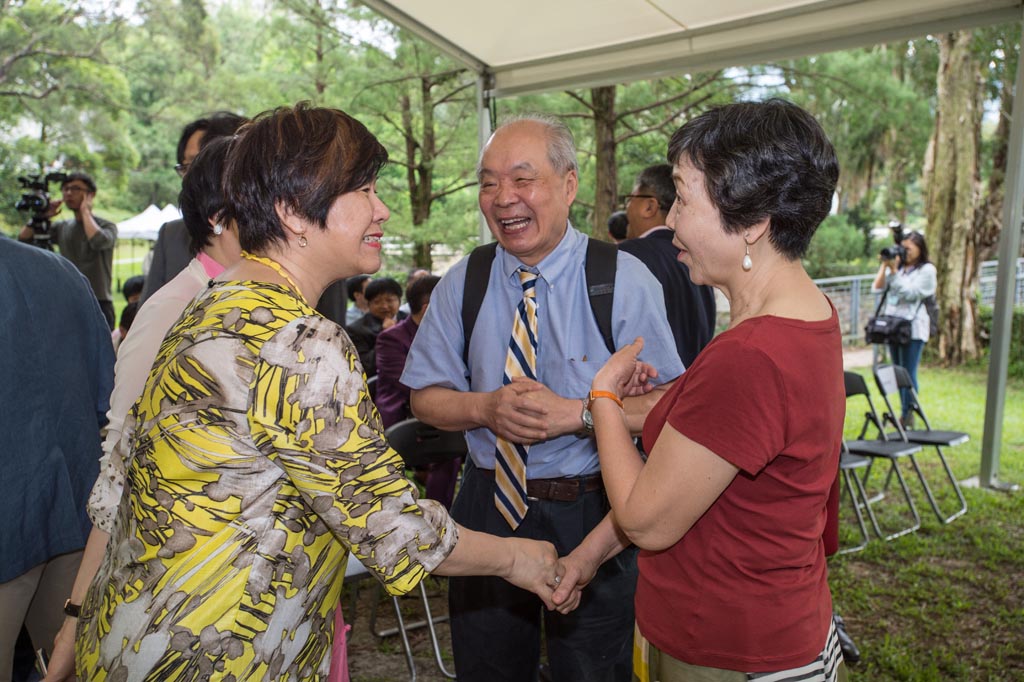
top-left (477, 114), bottom-right (579, 177)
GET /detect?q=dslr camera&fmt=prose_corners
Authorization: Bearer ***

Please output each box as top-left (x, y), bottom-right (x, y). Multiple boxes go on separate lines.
top-left (879, 220), bottom-right (907, 262)
top-left (14, 171), bottom-right (67, 249)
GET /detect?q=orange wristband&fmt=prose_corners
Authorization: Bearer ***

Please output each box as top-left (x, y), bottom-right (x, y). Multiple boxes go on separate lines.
top-left (588, 390), bottom-right (623, 409)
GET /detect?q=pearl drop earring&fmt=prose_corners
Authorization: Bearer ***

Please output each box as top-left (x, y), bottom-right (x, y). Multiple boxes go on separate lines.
top-left (212, 223), bottom-right (224, 236)
top-left (742, 242), bottom-right (753, 271)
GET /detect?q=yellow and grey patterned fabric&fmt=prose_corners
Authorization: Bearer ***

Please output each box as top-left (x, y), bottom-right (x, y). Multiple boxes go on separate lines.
top-left (76, 280), bottom-right (457, 682)
top-left (494, 268), bottom-right (539, 528)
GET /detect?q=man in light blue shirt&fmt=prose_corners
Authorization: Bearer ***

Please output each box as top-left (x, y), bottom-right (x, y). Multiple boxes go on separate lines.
top-left (402, 116), bottom-right (683, 681)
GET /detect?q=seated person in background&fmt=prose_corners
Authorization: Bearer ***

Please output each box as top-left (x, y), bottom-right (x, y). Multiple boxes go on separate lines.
top-left (399, 267), bottom-right (431, 315)
top-left (376, 275), bottom-right (461, 509)
top-left (345, 274), bottom-right (372, 325)
top-left (347, 277), bottom-right (406, 377)
top-left (376, 274), bottom-right (440, 429)
top-left (111, 300), bottom-right (140, 353)
top-left (122, 275), bottom-right (145, 304)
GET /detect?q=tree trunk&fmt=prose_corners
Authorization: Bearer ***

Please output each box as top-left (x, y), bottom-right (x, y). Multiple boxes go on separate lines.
top-left (591, 86), bottom-right (617, 240)
top-left (974, 65), bottom-right (1012, 263)
top-left (925, 31), bottom-right (982, 364)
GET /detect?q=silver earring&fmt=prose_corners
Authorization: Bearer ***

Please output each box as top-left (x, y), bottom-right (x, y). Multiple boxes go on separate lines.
top-left (742, 243), bottom-right (753, 271)
top-left (298, 235), bottom-right (308, 248)
top-left (212, 223), bottom-right (224, 236)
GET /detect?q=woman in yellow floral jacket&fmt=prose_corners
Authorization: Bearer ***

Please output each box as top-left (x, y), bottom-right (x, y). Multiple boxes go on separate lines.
top-left (63, 104), bottom-right (561, 682)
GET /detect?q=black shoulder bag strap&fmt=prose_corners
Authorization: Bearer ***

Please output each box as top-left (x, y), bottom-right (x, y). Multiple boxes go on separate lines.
top-left (461, 238), bottom-right (618, 367)
top-left (584, 237), bottom-right (617, 354)
top-left (462, 241), bottom-right (499, 366)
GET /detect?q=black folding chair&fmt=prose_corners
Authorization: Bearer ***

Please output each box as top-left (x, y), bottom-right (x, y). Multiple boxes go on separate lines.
top-left (838, 442), bottom-right (877, 554)
top-left (366, 374), bottom-right (378, 402)
top-left (843, 371), bottom-right (924, 541)
top-left (873, 364), bottom-right (968, 523)
top-left (367, 418), bottom-right (466, 680)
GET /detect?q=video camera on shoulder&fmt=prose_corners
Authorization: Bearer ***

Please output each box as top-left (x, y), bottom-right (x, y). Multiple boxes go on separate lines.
top-left (14, 171), bottom-right (67, 249)
top-left (879, 220), bottom-right (907, 262)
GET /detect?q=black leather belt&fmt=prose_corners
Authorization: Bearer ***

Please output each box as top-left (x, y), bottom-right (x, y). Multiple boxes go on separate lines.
top-left (477, 468), bottom-right (603, 502)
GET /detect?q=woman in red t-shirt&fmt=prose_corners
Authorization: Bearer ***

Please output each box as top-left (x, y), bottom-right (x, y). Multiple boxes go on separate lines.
top-left (586, 100), bottom-right (847, 682)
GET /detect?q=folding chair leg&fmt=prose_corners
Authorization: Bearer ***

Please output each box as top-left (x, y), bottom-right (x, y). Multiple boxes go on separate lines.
top-left (882, 461), bottom-right (922, 540)
top-left (838, 469), bottom-right (870, 554)
top-left (417, 581), bottom-right (457, 678)
top-left (861, 459), bottom-right (920, 541)
top-left (368, 580), bottom-right (456, 680)
top-left (390, 596), bottom-right (418, 681)
top-left (911, 449), bottom-right (968, 524)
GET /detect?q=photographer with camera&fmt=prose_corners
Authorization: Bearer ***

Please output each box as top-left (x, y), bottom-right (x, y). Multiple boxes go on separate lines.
top-left (871, 225), bottom-right (936, 427)
top-left (18, 172), bottom-right (118, 329)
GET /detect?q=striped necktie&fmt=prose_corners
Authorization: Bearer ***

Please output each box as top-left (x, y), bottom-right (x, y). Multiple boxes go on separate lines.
top-left (494, 268), bottom-right (539, 528)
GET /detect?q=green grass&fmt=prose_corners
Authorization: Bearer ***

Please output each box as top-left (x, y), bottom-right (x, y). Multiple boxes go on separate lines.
top-left (834, 363), bottom-right (1024, 680)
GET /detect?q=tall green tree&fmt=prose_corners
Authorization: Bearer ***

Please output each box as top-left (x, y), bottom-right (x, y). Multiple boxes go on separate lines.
top-left (0, 0), bottom-right (134, 227)
top-left (506, 73), bottom-right (740, 237)
top-left (350, 26), bottom-right (480, 272)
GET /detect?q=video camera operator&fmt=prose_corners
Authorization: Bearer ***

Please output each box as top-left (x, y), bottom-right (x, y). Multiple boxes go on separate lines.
top-left (18, 172), bottom-right (118, 329)
top-left (871, 222), bottom-right (936, 427)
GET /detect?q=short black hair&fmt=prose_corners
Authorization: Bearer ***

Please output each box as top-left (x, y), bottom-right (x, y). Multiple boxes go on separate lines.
top-left (364, 277), bottom-right (402, 302)
top-left (635, 164), bottom-right (674, 215)
top-left (406, 274), bottom-right (440, 315)
top-left (177, 111), bottom-right (247, 164)
top-left (61, 172), bottom-right (96, 194)
top-left (180, 136), bottom-right (233, 256)
top-left (122, 275), bottom-right (145, 301)
top-left (223, 102), bottom-right (388, 253)
top-left (119, 300), bottom-right (140, 332)
top-left (346, 274), bottom-right (372, 302)
top-left (667, 99), bottom-right (839, 260)
top-left (607, 211), bottom-right (628, 241)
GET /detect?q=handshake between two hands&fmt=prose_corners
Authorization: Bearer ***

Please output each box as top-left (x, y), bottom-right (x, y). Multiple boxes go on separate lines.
top-left (505, 537), bottom-right (599, 615)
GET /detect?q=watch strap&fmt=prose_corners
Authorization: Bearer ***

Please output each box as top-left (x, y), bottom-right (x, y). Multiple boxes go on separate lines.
top-left (588, 390), bottom-right (624, 409)
top-left (63, 599), bottom-right (81, 618)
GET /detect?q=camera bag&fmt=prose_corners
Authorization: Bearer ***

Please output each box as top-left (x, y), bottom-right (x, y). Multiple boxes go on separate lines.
top-left (865, 285), bottom-right (920, 345)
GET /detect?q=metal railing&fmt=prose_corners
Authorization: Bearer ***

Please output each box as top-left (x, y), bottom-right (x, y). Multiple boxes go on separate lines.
top-left (714, 259), bottom-right (1024, 345)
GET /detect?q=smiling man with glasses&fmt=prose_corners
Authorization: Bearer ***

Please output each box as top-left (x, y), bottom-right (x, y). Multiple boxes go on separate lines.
top-left (18, 172), bottom-right (119, 329)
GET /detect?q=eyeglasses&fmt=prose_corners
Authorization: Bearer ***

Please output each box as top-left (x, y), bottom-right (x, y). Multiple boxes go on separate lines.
top-left (61, 185), bottom-right (89, 194)
top-left (174, 163), bottom-right (190, 178)
top-left (620, 193), bottom-right (655, 208)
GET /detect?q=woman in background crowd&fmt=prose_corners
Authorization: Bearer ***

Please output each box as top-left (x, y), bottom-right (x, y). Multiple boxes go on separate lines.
top-left (872, 230), bottom-right (936, 427)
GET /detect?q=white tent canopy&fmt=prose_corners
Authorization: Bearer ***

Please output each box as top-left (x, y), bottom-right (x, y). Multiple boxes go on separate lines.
top-left (117, 204), bottom-right (181, 241)
top-left (361, 0), bottom-right (1021, 97)
top-left (361, 0), bottom-right (1023, 488)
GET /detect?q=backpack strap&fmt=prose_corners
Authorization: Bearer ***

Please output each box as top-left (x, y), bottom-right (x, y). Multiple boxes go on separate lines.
top-left (460, 237), bottom-right (618, 367)
top-left (462, 241), bottom-right (498, 366)
top-left (585, 238), bottom-right (617, 354)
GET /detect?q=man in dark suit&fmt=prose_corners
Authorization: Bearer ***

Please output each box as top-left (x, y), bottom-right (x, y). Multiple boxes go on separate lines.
top-left (618, 163), bottom-right (716, 367)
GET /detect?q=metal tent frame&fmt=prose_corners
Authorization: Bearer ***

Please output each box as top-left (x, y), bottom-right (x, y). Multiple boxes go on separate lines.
top-left (360, 0), bottom-right (1023, 489)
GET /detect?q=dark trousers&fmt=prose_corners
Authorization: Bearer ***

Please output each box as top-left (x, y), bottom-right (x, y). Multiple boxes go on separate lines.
top-left (889, 339), bottom-right (926, 419)
top-left (98, 299), bottom-right (115, 331)
top-left (449, 461), bottom-right (637, 682)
